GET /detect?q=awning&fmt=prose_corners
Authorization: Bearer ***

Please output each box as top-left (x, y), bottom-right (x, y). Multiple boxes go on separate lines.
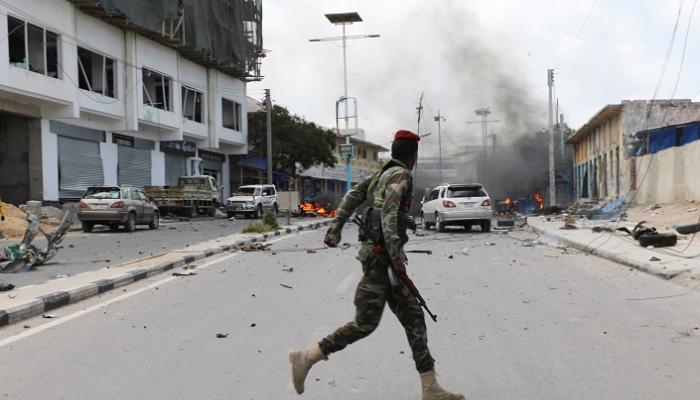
top-left (236, 156), bottom-right (267, 170)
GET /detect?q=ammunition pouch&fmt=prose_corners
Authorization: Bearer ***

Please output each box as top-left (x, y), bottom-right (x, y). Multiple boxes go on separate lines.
top-left (357, 207), bottom-right (409, 246)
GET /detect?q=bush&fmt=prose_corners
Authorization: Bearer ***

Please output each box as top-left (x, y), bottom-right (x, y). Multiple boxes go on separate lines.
top-left (242, 222), bottom-right (274, 233)
top-left (262, 210), bottom-right (279, 229)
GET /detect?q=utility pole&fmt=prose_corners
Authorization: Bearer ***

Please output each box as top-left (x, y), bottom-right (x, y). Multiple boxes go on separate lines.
top-left (434, 110), bottom-right (445, 183)
top-left (265, 89), bottom-right (273, 185)
top-left (466, 108), bottom-right (499, 181)
top-left (547, 68), bottom-right (556, 206)
top-left (416, 93), bottom-right (424, 134)
top-left (309, 12), bottom-right (379, 194)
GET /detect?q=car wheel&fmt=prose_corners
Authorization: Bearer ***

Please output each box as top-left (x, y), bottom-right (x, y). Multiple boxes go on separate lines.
top-left (125, 213), bottom-right (137, 233)
top-left (149, 212), bottom-right (160, 230)
top-left (81, 222), bottom-right (94, 233)
top-left (227, 211), bottom-right (235, 219)
top-left (436, 213), bottom-right (446, 233)
top-left (273, 203), bottom-right (279, 215)
top-left (481, 220), bottom-right (491, 233)
top-left (421, 212), bottom-right (431, 230)
top-left (109, 223), bottom-right (120, 232)
top-left (255, 205), bottom-right (263, 219)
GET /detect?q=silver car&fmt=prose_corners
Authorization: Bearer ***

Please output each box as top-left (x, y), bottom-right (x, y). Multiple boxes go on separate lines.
top-left (78, 186), bottom-right (159, 233)
top-left (421, 183), bottom-right (493, 232)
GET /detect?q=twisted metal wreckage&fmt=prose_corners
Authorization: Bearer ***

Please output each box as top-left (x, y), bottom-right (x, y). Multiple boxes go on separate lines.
top-left (0, 212), bottom-right (74, 291)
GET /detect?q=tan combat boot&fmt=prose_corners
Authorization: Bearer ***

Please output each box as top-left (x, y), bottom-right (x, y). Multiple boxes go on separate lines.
top-left (420, 369), bottom-right (465, 400)
top-left (289, 344), bottom-right (327, 394)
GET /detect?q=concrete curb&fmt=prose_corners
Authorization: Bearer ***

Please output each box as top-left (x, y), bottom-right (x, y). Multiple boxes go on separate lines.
top-left (529, 224), bottom-right (689, 280)
top-left (0, 220), bottom-right (331, 328)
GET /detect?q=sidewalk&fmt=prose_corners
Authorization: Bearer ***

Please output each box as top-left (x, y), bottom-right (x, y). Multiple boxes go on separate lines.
top-left (0, 219), bottom-right (331, 328)
top-left (527, 216), bottom-right (700, 282)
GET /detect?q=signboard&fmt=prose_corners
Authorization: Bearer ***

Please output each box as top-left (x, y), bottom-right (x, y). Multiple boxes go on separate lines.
top-left (339, 143), bottom-right (354, 160)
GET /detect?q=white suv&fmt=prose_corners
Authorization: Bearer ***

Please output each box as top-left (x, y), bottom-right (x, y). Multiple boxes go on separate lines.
top-left (420, 183), bottom-right (493, 232)
top-left (226, 185), bottom-right (278, 219)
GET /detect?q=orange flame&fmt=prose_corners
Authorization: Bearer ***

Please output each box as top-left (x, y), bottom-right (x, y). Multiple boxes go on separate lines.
top-left (533, 192), bottom-right (545, 209)
top-left (299, 202), bottom-right (336, 218)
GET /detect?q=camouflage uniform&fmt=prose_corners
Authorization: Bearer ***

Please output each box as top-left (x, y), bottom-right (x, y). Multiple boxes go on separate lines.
top-left (318, 159), bottom-right (435, 373)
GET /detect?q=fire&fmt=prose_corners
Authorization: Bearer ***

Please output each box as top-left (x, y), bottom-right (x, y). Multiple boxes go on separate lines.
top-left (299, 202), bottom-right (336, 218)
top-left (533, 192), bottom-right (545, 209)
top-left (503, 197), bottom-right (513, 206)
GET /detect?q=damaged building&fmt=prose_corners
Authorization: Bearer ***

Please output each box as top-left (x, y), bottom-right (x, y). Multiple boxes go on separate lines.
top-left (569, 100), bottom-right (700, 203)
top-left (0, 0), bottom-right (263, 205)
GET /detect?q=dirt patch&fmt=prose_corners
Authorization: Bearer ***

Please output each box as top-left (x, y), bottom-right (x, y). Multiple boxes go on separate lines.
top-left (626, 201), bottom-right (700, 231)
top-left (0, 202), bottom-right (63, 239)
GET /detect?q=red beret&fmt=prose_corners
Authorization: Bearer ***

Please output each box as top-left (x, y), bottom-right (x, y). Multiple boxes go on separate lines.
top-left (394, 129), bottom-right (420, 142)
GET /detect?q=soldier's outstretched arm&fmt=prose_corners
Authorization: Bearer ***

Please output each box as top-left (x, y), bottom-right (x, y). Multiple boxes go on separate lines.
top-left (324, 177), bottom-right (372, 247)
top-left (380, 170), bottom-right (411, 265)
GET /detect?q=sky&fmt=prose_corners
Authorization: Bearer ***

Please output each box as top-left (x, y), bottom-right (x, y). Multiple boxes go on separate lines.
top-left (249, 0), bottom-right (700, 156)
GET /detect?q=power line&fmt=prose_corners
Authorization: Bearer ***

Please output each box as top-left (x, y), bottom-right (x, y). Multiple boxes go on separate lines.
top-left (555, 0), bottom-right (602, 69)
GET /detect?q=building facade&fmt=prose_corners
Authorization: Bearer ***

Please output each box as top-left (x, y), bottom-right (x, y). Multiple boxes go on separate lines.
top-left (569, 100), bottom-right (700, 203)
top-left (297, 135), bottom-right (387, 205)
top-left (0, 0), bottom-right (262, 204)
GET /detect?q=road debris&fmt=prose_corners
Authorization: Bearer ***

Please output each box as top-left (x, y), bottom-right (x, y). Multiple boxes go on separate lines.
top-left (484, 242), bottom-right (496, 246)
top-left (306, 249), bottom-right (317, 254)
top-left (282, 267), bottom-right (294, 272)
top-left (250, 323), bottom-right (257, 327)
top-left (216, 333), bottom-right (229, 338)
top-left (649, 256), bottom-right (661, 262)
top-left (406, 249), bottom-right (433, 255)
top-left (341, 242), bottom-right (352, 249)
top-left (592, 226), bottom-right (613, 233)
top-left (42, 314), bottom-right (58, 319)
top-left (0, 281), bottom-right (15, 291)
top-left (280, 283), bottom-right (293, 289)
top-left (240, 243), bottom-right (270, 252)
top-left (173, 271), bottom-right (197, 277)
top-left (53, 274), bottom-right (71, 279)
top-left (461, 248), bottom-right (470, 255)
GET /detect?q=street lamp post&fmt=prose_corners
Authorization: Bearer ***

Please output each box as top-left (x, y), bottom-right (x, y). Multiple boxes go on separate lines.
top-left (309, 12), bottom-right (379, 193)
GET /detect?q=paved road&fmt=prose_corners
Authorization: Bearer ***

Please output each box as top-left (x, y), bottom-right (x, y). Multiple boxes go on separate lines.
top-left (1, 226), bottom-right (699, 399)
top-left (0, 215), bottom-right (289, 288)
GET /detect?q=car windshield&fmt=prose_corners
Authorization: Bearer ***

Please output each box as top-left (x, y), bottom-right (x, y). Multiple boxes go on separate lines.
top-left (235, 187), bottom-right (261, 196)
top-left (447, 186), bottom-right (487, 198)
top-left (83, 188), bottom-right (121, 199)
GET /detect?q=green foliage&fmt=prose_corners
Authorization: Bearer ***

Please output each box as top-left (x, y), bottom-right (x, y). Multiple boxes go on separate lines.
top-left (247, 105), bottom-right (337, 172)
top-left (242, 222), bottom-right (275, 233)
top-left (262, 210), bottom-right (279, 229)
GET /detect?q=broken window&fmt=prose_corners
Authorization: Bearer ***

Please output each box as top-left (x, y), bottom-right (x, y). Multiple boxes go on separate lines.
top-left (222, 98), bottom-right (241, 131)
top-left (142, 68), bottom-right (171, 111)
top-left (182, 86), bottom-right (203, 123)
top-left (78, 47), bottom-right (117, 98)
top-left (7, 16), bottom-right (60, 78)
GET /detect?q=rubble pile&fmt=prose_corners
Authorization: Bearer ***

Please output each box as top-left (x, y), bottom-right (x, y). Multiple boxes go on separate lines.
top-left (0, 202), bottom-right (65, 239)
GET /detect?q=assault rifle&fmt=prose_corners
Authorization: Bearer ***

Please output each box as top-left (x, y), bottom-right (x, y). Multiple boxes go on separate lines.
top-left (352, 212), bottom-right (438, 322)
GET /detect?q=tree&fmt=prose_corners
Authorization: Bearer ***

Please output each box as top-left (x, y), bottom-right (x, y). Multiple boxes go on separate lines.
top-left (247, 105), bottom-right (337, 173)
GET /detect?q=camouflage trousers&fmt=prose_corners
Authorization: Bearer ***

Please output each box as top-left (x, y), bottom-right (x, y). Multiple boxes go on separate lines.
top-left (318, 252), bottom-right (435, 373)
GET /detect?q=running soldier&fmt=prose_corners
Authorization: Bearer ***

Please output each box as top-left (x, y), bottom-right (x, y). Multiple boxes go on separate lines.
top-left (289, 130), bottom-right (464, 399)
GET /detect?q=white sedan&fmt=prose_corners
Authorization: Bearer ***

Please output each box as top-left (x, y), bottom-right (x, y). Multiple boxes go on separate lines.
top-left (420, 183), bottom-right (493, 232)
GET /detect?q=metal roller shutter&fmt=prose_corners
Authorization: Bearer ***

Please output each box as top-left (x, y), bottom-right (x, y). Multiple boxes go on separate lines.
top-left (164, 153), bottom-right (187, 185)
top-left (58, 136), bottom-right (104, 199)
top-left (118, 146), bottom-right (151, 187)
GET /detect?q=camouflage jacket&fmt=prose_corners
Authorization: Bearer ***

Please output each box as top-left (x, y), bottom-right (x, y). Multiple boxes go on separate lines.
top-left (332, 159), bottom-right (413, 265)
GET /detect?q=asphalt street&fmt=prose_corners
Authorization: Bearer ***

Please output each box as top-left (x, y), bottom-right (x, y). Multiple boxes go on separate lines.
top-left (1, 226), bottom-right (699, 399)
top-left (0, 215), bottom-right (287, 288)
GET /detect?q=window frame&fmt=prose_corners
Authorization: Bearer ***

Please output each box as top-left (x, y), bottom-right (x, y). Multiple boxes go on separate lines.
top-left (77, 46), bottom-right (118, 98)
top-left (181, 85), bottom-right (204, 123)
top-left (221, 97), bottom-right (242, 131)
top-left (7, 15), bottom-right (61, 79)
top-left (142, 67), bottom-right (172, 112)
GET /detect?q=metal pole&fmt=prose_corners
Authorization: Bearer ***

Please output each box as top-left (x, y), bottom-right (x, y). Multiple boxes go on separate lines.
top-left (547, 69), bottom-right (556, 206)
top-left (265, 89), bottom-right (273, 185)
top-left (342, 23), bottom-right (349, 132)
top-left (436, 111), bottom-right (443, 183)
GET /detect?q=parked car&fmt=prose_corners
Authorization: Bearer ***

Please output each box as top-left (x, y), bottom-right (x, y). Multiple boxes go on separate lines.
top-left (226, 185), bottom-right (278, 219)
top-left (78, 186), bottom-right (159, 233)
top-left (420, 183), bottom-right (493, 232)
top-left (144, 175), bottom-right (221, 218)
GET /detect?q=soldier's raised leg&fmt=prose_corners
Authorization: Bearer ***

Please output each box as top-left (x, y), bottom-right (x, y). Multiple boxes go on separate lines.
top-left (388, 285), bottom-right (465, 400)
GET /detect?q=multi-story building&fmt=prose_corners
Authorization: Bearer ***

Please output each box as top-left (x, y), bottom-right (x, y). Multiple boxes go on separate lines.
top-left (0, 0), bottom-right (263, 205)
top-left (568, 100), bottom-right (700, 203)
top-left (298, 134), bottom-right (388, 205)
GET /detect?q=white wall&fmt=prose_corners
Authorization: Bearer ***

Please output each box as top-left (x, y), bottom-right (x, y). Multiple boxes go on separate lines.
top-left (40, 119), bottom-right (59, 201)
top-left (135, 36), bottom-right (180, 131)
top-left (633, 140), bottom-right (700, 203)
top-left (101, 132), bottom-right (118, 186)
top-left (207, 70), bottom-right (247, 148)
top-left (151, 147), bottom-right (165, 186)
